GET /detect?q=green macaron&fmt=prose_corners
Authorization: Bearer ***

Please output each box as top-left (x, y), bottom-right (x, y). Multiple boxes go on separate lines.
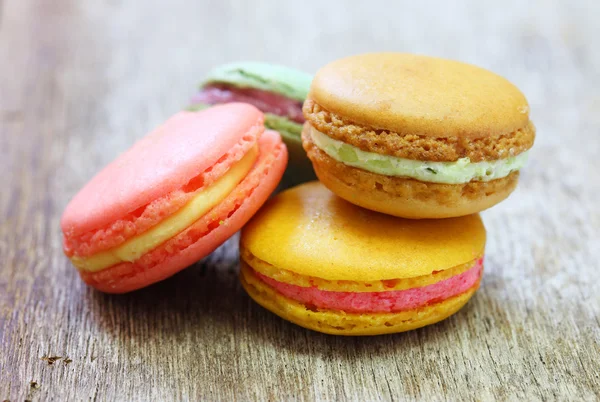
top-left (190, 62), bottom-right (315, 187)
top-left (202, 62), bottom-right (312, 102)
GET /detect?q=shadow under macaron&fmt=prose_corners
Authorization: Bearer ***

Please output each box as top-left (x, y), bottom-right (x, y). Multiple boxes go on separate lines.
top-left (80, 239), bottom-right (502, 365)
top-left (82, 236), bottom-right (252, 341)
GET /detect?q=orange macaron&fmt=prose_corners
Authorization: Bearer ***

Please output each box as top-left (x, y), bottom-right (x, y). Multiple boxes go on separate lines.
top-left (302, 53), bottom-right (535, 218)
top-left (240, 182), bottom-right (486, 335)
top-left (61, 103), bottom-right (287, 293)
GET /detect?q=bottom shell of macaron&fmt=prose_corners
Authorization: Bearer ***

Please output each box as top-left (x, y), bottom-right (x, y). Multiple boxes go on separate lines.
top-left (240, 258), bottom-right (482, 336)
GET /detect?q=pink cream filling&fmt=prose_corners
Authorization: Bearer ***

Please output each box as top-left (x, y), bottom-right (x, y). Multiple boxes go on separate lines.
top-left (255, 258), bottom-right (483, 313)
top-left (191, 85), bottom-right (305, 124)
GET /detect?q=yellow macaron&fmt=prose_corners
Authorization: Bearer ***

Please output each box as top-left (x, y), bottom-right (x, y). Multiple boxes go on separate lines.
top-left (302, 53), bottom-right (535, 219)
top-left (240, 182), bottom-right (486, 335)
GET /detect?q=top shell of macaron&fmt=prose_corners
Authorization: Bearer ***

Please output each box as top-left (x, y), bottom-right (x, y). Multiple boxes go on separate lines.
top-left (61, 103), bottom-right (264, 237)
top-left (307, 53), bottom-right (531, 139)
top-left (202, 61), bottom-right (313, 102)
top-left (240, 182), bottom-right (486, 281)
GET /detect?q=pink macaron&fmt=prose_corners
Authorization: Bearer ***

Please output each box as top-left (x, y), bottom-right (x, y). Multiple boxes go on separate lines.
top-left (61, 103), bottom-right (287, 293)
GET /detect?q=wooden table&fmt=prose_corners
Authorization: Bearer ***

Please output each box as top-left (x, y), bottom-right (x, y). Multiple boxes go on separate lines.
top-left (1, 1), bottom-right (598, 400)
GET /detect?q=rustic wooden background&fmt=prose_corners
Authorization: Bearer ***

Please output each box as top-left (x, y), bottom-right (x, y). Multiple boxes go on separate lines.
top-left (1, 0), bottom-right (599, 400)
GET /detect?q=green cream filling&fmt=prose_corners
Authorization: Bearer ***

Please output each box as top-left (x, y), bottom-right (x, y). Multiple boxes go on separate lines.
top-left (264, 113), bottom-right (302, 142)
top-left (311, 127), bottom-right (529, 184)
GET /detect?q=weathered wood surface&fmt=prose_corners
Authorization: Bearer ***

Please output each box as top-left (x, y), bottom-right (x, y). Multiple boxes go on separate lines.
top-left (1, 1), bottom-right (599, 400)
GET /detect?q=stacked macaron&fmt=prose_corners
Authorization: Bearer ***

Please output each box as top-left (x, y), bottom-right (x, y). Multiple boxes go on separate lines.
top-left (302, 53), bottom-right (534, 219)
top-left (240, 53), bottom-right (535, 335)
top-left (189, 62), bottom-right (315, 186)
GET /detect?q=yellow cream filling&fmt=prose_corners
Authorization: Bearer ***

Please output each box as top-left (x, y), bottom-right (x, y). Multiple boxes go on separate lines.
top-left (72, 145), bottom-right (259, 272)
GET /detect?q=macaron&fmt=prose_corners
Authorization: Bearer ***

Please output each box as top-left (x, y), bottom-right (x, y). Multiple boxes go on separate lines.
top-left (189, 61), bottom-right (315, 186)
top-left (302, 53), bottom-right (535, 219)
top-left (240, 182), bottom-right (486, 336)
top-left (61, 103), bottom-right (287, 293)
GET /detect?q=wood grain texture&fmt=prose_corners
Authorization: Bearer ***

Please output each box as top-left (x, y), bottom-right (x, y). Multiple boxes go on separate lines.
top-left (1, 0), bottom-right (599, 400)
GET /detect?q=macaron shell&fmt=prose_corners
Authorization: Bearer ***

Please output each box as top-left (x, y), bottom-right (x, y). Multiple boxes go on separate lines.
top-left (240, 262), bottom-right (479, 336)
top-left (309, 53), bottom-right (530, 138)
top-left (203, 61), bottom-right (313, 102)
top-left (240, 182), bottom-right (486, 281)
top-left (61, 104), bottom-right (263, 237)
top-left (81, 130), bottom-right (287, 293)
